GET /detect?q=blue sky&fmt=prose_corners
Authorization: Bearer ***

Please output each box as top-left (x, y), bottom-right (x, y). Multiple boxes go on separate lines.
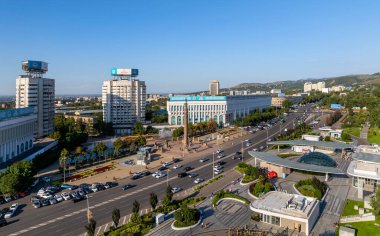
top-left (0, 0), bottom-right (380, 95)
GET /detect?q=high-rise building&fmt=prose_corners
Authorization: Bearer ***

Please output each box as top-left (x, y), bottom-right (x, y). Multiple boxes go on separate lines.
top-left (102, 68), bottom-right (146, 134)
top-left (209, 80), bottom-right (220, 95)
top-left (16, 60), bottom-right (55, 137)
top-left (304, 81), bottom-right (325, 92)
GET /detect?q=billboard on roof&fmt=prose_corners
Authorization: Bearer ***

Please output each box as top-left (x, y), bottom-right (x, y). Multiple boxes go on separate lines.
top-left (111, 68), bottom-right (138, 77)
top-left (22, 60), bottom-right (48, 72)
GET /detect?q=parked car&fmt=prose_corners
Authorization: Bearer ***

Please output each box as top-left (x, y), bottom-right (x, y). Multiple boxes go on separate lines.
top-left (155, 172), bottom-right (166, 179)
top-left (252, 148), bottom-right (258, 152)
top-left (42, 176), bottom-right (51, 182)
top-left (184, 166), bottom-right (192, 172)
top-left (72, 195), bottom-right (85, 203)
top-left (49, 198), bottom-right (57, 205)
top-left (171, 187), bottom-right (182, 194)
top-left (41, 199), bottom-right (50, 206)
top-left (61, 192), bottom-right (71, 201)
top-left (216, 149), bottom-right (223, 154)
top-left (3, 195), bottom-right (12, 203)
top-left (214, 169), bottom-right (223, 175)
top-left (194, 178), bottom-right (204, 184)
top-left (122, 184), bottom-right (135, 190)
top-left (173, 164), bottom-right (182, 169)
top-left (61, 184), bottom-right (77, 190)
top-left (162, 162), bottom-right (171, 167)
top-left (177, 172), bottom-right (187, 178)
top-left (54, 195), bottom-right (63, 202)
top-left (32, 201), bottom-right (41, 208)
top-left (4, 203), bottom-right (18, 218)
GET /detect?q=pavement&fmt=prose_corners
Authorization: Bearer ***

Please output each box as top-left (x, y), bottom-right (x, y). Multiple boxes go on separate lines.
top-left (0, 110), bottom-right (305, 236)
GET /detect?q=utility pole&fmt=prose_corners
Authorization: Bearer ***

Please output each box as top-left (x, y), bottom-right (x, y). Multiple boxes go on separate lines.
top-left (166, 169), bottom-right (169, 186)
top-left (86, 195), bottom-right (93, 223)
top-left (241, 141), bottom-right (244, 162)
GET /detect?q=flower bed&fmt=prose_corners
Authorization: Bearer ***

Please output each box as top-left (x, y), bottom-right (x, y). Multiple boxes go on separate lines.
top-left (194, 175), bottom-right (223, 191)
top-left (66, 164), bottom-right (116, 182)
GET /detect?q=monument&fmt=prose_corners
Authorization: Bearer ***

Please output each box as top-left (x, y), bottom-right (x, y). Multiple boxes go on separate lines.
top-left (183, 99), bottom-right (189, 149)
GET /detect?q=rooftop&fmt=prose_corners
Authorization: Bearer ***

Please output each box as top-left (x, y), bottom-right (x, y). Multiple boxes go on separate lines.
top-left (250, 191), bottom-right (318, 218)
top-left (352, 152), bottom-right (380, 164)
top-left (268, 140), bottom-right (352, 149)
top-left (248, 151), bottom-right (345, 174)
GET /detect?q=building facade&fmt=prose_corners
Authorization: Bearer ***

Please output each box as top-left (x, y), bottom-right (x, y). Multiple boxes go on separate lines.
top-left (304, 82), bottom-right (325, 93)
top-left (102, 69), bottom-right (146, 134)
top-left (0, 108), bottom-right (37, 163)
top-left (250, 191), bottom-right (320, 235)
top-left (167, 95), bottom-right (271, 126)
top-left (271, 97), bottom-right (287, 107)
top-left (347, 152), bottom-right (380, 192)
top-left (16, 61), bottom-right (55, 137)
top-left (209, 80), bottom-right (220, 96)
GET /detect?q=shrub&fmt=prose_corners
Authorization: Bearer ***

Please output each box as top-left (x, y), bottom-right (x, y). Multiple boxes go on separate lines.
top-left (174, 205), bottom-right (200, 227)
top-left (249, 179), bottom-right (274, 197)
top-left (295, 177), bottom-right (327, 200)
top-left (212, 190), bottom-right (250, 206)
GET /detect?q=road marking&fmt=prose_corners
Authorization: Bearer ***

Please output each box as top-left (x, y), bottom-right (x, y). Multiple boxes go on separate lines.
top-left (96, 226), bottom-right (102, 235)
top-left (123, 215), bottom-right (127, 224)
top-left (103, 223), bottom-right (109, 232)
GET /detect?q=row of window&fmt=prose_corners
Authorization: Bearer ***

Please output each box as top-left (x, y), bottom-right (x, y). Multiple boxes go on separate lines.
top-left (169, 104), bottom-right (226, 112)
top-left (170, 115), bottom-right (224, 125)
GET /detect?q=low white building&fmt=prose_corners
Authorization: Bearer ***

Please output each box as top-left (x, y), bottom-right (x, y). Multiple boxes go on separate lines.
top-left (167, 95), bottom-right (271, 126)
top-left (319, 126), bottom-right (342, 140)
top-left (0, 108), bottom-right (37, 163)
top-left (250, 191), bottom-right (320, 235)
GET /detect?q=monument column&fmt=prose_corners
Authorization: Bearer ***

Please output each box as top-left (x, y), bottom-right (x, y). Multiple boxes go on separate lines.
top-left (183, 99), bottom-right (189, 149)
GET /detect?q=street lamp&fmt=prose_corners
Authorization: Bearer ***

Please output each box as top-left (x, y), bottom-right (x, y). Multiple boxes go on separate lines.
top-left (86, 195), bottom-right (93, 223)
top-left (241, 141), bottom-right (244, 162)
top-left (166, 169), bottom-right (170, 186)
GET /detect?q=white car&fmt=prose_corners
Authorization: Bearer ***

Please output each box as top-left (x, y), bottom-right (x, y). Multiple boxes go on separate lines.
top-left (252, 148), bottom-right (258, 152)
top-left (4, 203), bottom-right (18, 218)
top-left (217, 153), bottom-right (225, 158)
top-left (214, 169), bottom-right (224, 175)
top-left (155, 173), bottom-right (166, 179)
top-left (152, 172), bottom-right (160, 177)
top-left (194, 178), bottom-right (204, 184)
top-left (61, 192), bottom-right (71, 200)
top-left (173, 164), bottom-right (182, 169)
top-left (199, 158), bottom-right (209, 163)
top-left (40, 193), bottom-right (53, 199)
top-left (10, 203), bottom-right (19, 211)
top-left (214, 165), bottom-right (223, 171)
top-left (171, 187), bottom-right (182, 193)
top-left (162, 162), bottom-right (170, 167)
top-left (216, 149), bottom-right (223, 154)
top-left (54, 194), bottom-right (64, 202)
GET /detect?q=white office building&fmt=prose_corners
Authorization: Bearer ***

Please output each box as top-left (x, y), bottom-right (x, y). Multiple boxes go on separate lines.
top-left (16, 61), bottom-right (55, 137)
top-left (167, 95), bottom-right (271, 126)
top-left (209, 80), bottom-right (220, 96)
top-left (0, 108), bottom-right (37, 163)
top-left (102, 68), bottom-right (146, 134)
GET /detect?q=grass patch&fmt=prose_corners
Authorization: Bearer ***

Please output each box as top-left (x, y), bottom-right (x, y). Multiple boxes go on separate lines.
top-left (249, 177), bottom-right (275, 197)
top-left (194, 175), bottom-right (223, 191)
top-left (368, 127), bottom-right (380, 146)
top-left (277, 153), bottom-right (300, 158)
top-left (295, 177), bottom-right (327, 200)
top-left (338, 216), bottom-right (380, 236)
top-left (342, 199), bottom-right (365, 216)
top-left (212, 190), bottom-right (250, 207)
top-left (343, 127), bottom-right (361, 138)
top-left (235, 162), bottom-right (263, 184)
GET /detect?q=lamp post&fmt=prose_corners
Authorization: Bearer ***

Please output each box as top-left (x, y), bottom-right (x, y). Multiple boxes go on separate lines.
top-left (241, 141), bottom-right (244, 162)
top-left (86, 195), bottom-right (93, 223)
top-left (166, 169), bottom-right (169, 186)
top-left (213, 152), bottom-right (215, 179)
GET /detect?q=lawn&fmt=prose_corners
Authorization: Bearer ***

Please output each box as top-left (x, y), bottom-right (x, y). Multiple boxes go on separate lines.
top-left (277, 153), bottom-right (300, 158)
top-left (368, 127), bottom-right (380, 146)
top-left (341, 199), bottom-right (364, 216)
top-left (339, 217), bottom-right (380, 236)
top-left (343, 127), bottom-right (361, 138)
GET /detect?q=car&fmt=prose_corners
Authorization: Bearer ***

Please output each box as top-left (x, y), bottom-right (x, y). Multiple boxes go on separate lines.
top-left (76, 189), bottom-right (85, 197)
top-left (104, 183), bottom-right (111, 188)
top-left (32, 201), bottom-right (41, 208)
top-left (188, 173), bottom-right (198, 178)
top-left (217, 161), bottom-right (226, 165)
top-left (216, 149), bottom-right (223, 154)
top-left (105, 181), bottom-right (118, 187)
top-left (172, 158), bottom-right (181, 163)
top-left (155, 172), bottom-right (166, 179)
top-left (4, 195), bottom-right (12, 203)
top-left (214, 165), bottom-right (223, 171)
top-left (171, 187), bottom-right (182, 194)
top-left (152, 171), bottom-right (160, 177)
top-left (54, 195), bottom-right (63, 202)
top-left (9, 203), bottom-right (18, 212)
top-left (0, 218), bottom-right (7, 227)
top-left (199, 158), bottom-right (209, 163)
top-left (72, 195), bottom-right (85, 203)
top-left (30, 196), bottom-right (41, 202)
top-left (49, 198), bottom-right (57, 205)
top-left (61, 192), bottom-right (71, 200)
top-left (246, 142), bottom-right (252, 147)
top-left (252, 148), bottom-right (258, 152)
top-left (41, 199), bottom-right (50, 206)
top-left (214, 169), bottom-right (224, 175)
top-left (122, 184), bottom-right (134, 190)
top-left (184, 166), bottom-right (192, 172)
top-left (91, 184), bottom-right (101, 192)
top-left (4, 203), bottom-right (18, 218)
top-left (162, 162), bottom-right (171, 167)
top-left (141, 171), bottom-right (151, 176)
top-left (173, 164), bottom-right (182, 169)
top-left (217, 153), bottom-right (225, 158)
top-left (158, 166), bottom-right (167, 171)
top-left (194, 178), bottom-right (204, 184)
top-left (42, 176), bottom-right (51, 182)
top-left (177, 172), bottom-right (187, 178)
top-left (40, 192), bottom-right (53, 199)
top-left (61, 184), bottom-right (78, 190)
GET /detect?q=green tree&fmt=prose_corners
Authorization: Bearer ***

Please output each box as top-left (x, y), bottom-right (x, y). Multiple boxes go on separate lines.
top-left (133, 122), bottom-right (145, 135)
top-left (166, 185), bottom-right (173, 201)
top-left (161, 195), bottom-right (171, 207)
top-left (132, 200), bottom-right (140, 214)
top-left (93, 141), bottom-right (107, 154)
top-left (113, 138), bottom-right (125, 157)
top-left (135, 135), bottom-right (147, 148)
top-left (60, 148), bottom-right (70, 167)
top-left (112, 208), bottom-right (121, 227)
top-left (150, 192), bottom-right (158, 210)
top-left (85, 218), bottom-right (96, 236)
top-left (282, 99), bottom-right (293, 110)
top-left (0, 173), bottom-right (22, 195)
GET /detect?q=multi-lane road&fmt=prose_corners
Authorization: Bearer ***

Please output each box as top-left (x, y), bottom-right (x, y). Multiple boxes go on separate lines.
top-left (2, 110), bottom-right (307, 236)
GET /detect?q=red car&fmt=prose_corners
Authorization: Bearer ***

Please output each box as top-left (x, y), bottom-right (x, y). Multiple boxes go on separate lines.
top-left (267, 171), bottom-right (277, 179)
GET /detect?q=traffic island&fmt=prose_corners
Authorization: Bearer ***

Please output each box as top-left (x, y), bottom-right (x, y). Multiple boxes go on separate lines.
top-left (171, 205), bottom-right (202, 230)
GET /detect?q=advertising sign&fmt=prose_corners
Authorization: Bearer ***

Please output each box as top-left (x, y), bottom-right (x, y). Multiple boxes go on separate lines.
top-left (110, 68), bottom-right (139, 77)
top-left (0, 107), bottom-right (36, 121)
top-left (170, 96), bottom-right (227, 102)
top-left (330, 104), bottom-right (342, 109)
top-left (22, 60), bottom-right (48, 72)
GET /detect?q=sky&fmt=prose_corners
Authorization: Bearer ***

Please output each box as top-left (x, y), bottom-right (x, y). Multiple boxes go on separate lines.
top-left (0, 0), bottom-right (380, 95)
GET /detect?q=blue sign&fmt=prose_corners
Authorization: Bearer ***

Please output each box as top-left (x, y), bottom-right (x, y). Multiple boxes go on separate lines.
top-left (330, 104), bottom-right (342, 109)
top-left (0, 107), bottom-right (35, 121)
top-left (170, 96), bottom-right (227, 102)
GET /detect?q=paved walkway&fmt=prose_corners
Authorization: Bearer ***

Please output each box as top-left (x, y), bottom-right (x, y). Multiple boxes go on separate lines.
top-left (358, 124), bottom-right (370, 145)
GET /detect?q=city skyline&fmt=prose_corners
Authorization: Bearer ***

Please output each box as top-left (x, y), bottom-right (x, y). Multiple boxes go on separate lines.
top-left (1, 0), bottom-right (380, 95)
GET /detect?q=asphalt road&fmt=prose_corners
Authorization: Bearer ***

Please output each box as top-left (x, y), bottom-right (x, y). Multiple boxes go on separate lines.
top-left (2, 110), bottom-right (305, 236)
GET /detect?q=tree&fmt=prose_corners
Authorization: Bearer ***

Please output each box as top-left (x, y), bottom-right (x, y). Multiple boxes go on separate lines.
top-left (150, 192), bottom-right (158, 210)
top-left (161, 195), bottom-right (171, 207)
top-left (0, 173), bottom-right (22, 195)
top-left (112, 208), bottom-right (121, 227)
top-left (93, 141), bottom-right (107, 154)
top-left (282, 99), bottom-right (293, 110)
top-left (132, 200), bottom-right (140, 214)
top-left (85, 218), bottom-right (96, 236)
top-left (133, 122), bottom-right (145, 135)
top-left (76, 146), bottom-right (84, 155)
top-left (371, 187), bottom-right (380, 215)
top-left (166, 185), bottom-right (173, 201)
top-left (135, 135), bottom-right (147, 148)
top-left (113, 138), bottom-right (125, 157)
top-left (60, 148), bottom-right (70, 167)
